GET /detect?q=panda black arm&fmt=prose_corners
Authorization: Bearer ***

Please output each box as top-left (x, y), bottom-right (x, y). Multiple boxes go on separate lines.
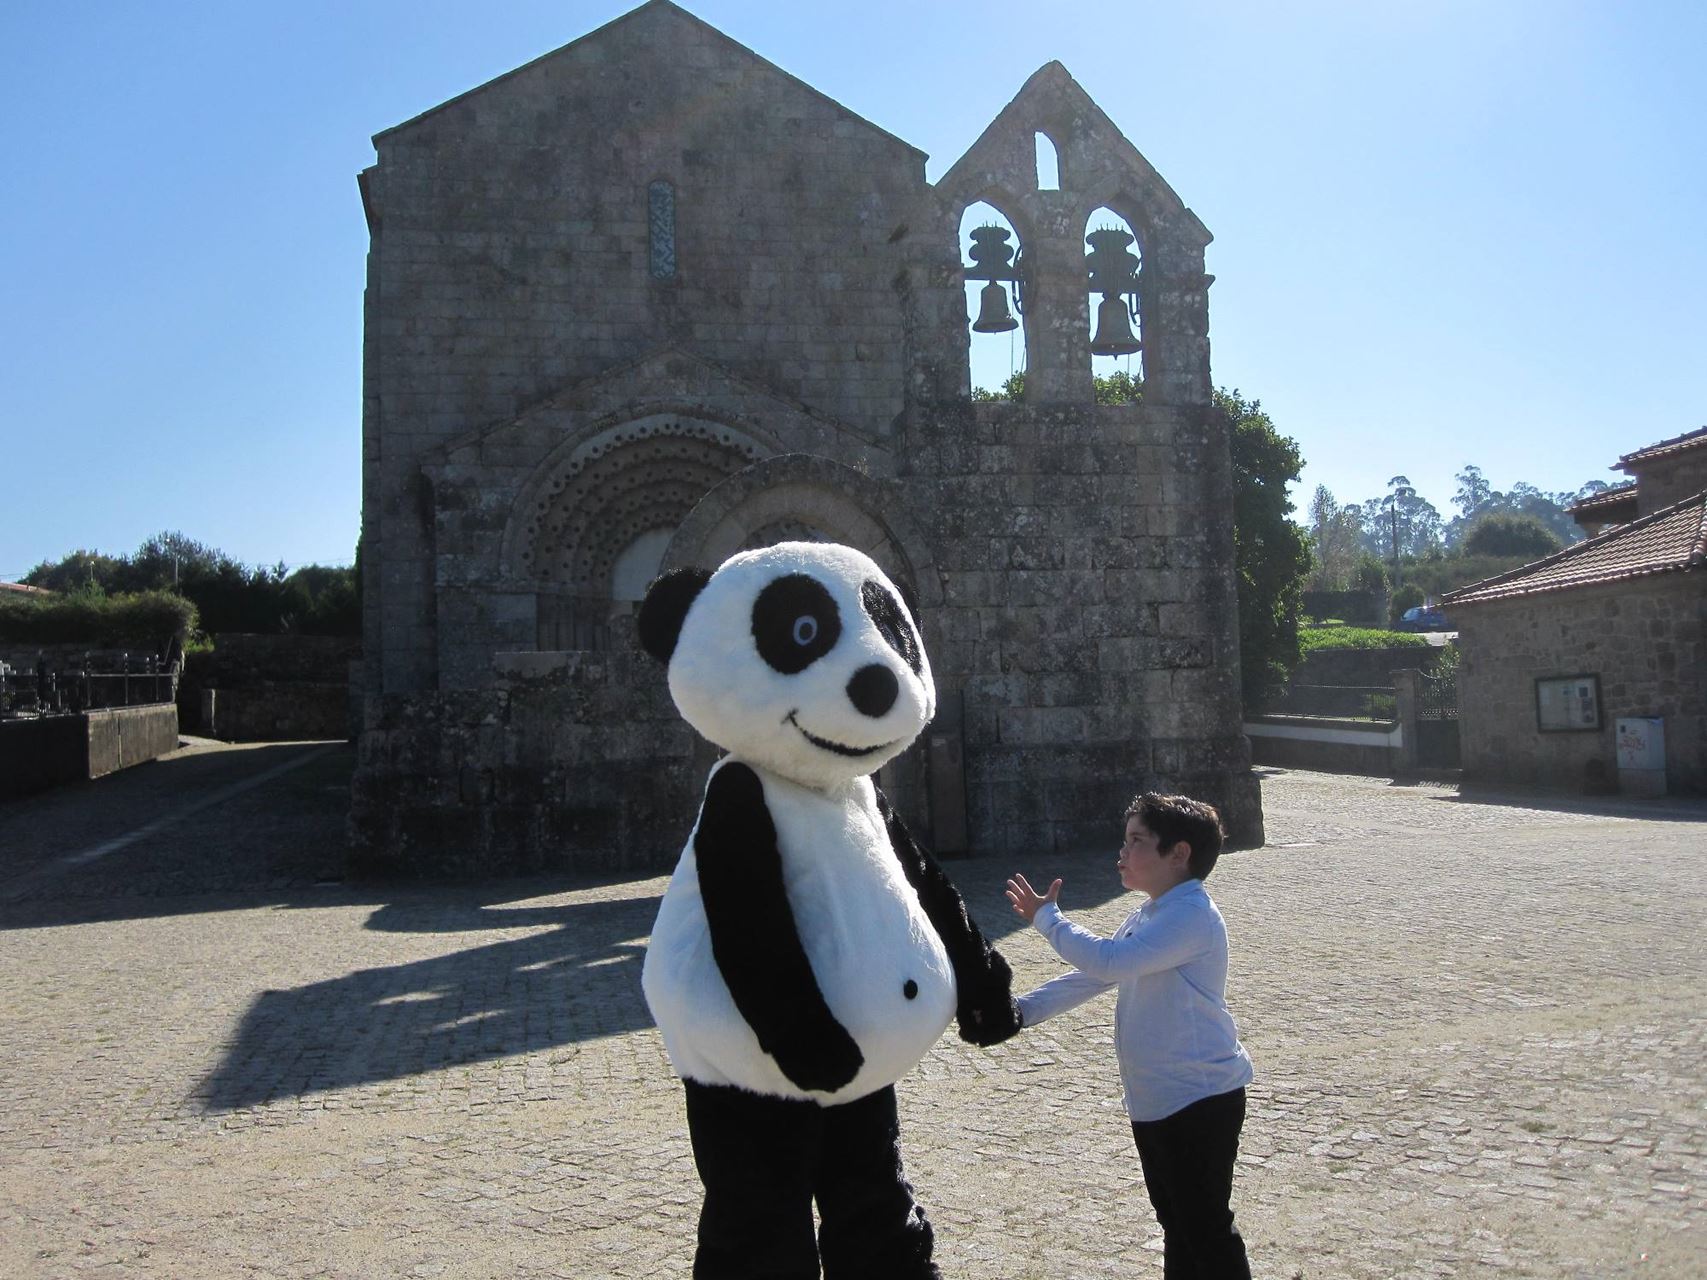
top-left (875, 786), bottom-right (1022, 1046)
top-left (696, 762), bottom-right (865, 1093)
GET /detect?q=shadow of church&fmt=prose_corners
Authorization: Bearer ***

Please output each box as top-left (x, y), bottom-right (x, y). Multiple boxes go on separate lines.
top-left (196, 890), bottom-right (660, 1113)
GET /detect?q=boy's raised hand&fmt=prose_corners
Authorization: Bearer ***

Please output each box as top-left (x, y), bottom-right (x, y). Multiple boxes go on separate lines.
top-left (1005, 873), bottom-right (1062, 923)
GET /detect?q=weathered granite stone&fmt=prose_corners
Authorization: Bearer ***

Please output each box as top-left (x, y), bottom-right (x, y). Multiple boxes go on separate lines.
top-left (352, 0), bottom-right (1262, 874)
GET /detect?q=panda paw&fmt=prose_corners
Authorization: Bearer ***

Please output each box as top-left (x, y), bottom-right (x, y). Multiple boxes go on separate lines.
top-left (957, 996), bottom-right (1022, 1047)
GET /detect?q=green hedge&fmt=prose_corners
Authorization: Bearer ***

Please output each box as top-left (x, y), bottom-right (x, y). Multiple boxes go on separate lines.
top-left (1299, 625), bottom-right (1431, 653)
top-left (0, 590), bottom-right (198, 648)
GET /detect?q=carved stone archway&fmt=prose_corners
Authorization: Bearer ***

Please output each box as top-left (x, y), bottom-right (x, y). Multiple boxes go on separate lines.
top-left (505, 413), bottom-right (775, 594)
top-left (661, 454), bottom-right (940, 611)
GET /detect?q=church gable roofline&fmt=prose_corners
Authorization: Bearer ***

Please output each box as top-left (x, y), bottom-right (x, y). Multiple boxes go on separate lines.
top-left (371, 0), bottom-right (924, 161)
top-left (936, 61), bottom-right (1209, 247)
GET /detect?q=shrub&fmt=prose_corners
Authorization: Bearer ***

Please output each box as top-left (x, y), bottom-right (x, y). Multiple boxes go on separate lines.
top-left (0, 589), bottom-right (197, 650)
top-left (1299, 625), bottom-right (1430, 653)
top-left (1389, 582), bottom-right (1425, 623)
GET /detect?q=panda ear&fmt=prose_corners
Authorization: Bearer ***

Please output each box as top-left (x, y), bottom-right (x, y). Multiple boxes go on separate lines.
top-left (894, 578), bottom-right (921, 629)
top-left (637, 567), bottom-right (713, 663)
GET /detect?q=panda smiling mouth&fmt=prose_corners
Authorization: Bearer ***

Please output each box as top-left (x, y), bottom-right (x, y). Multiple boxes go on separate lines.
top-left (785, 711), bottom-right (897, 758)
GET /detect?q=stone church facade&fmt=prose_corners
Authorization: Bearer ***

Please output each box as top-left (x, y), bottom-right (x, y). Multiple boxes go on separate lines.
top-left (351, 0), bottom-right (1262, 874)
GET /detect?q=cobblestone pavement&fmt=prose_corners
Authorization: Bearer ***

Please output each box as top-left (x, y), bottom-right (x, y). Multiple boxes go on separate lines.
top-left (2, 741), bottom-right (1704, 1278)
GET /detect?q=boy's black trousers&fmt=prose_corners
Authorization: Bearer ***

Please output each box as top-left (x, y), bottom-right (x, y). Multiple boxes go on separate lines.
top-left (682, 1079), bottom-right (940, 1280)
top-left (1130, 1086), bottom-right (1253, 1280)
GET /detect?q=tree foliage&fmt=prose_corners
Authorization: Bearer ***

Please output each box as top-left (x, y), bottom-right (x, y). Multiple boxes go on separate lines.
top-left (1306, 484), bottom-right (1364, 590)
top-left (22, 532), bottom-right (359, 638)
top-left (1217, 389), bottom-right (1313, 711)
top-left (1462, 512), bottom-right (1563, 559)
top-left (1300, 464), bottom-right (1607, 619)
top-left (1357, 476), bottom-right (1445, 560)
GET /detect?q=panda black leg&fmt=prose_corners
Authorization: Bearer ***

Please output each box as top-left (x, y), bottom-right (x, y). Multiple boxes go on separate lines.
top-left (683, 1080), bottom-right (823, 1279)
top-left (815, 1086), bottom-right (940, 1280)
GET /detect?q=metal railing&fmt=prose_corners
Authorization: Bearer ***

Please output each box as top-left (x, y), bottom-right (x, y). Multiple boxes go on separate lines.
top-left (1262, 683), bottom-right (1397, 722)
top-left (0, 652), bottom-right (180, 719)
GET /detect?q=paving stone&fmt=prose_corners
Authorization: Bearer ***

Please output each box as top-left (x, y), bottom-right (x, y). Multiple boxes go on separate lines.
top-left (1, 747), bottom-right (1704, 1276)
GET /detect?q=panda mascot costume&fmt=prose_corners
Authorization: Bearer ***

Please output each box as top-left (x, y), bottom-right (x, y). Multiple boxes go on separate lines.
top-left (637, 541), bottom-right (1021, 1279)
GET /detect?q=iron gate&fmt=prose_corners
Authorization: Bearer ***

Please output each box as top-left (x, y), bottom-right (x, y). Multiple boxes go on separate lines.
top-left (1416, 668), bottom-right (1460, 769)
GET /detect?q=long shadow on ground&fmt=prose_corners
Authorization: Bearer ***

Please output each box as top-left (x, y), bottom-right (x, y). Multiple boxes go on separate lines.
top-left (196, 885), bottom-right (661, 1112)
top-left (3, 733), bottom-right (1135, 1109)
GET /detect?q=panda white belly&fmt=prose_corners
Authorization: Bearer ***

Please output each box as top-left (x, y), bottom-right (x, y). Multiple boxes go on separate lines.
top-left (642, 763), bottom-right (957, 1103)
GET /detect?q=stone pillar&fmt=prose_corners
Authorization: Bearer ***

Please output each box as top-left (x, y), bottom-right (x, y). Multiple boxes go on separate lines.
top-left (1021, 223), bottom-right (1094, 407)
top-left (1141, 236), bottom-right (1213, 407)
top-left (1392, 668), bottom-right (1421, 772)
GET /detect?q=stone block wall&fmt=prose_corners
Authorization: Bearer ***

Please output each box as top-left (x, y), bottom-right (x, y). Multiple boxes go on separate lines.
top-left (201, 685), bottom-right (350, 743)
top-left (900, 398), bottom-right (1260, 852)
top-left (348, 649), bottom-right (700, 876)
top-left (199, 633), bottom-right (360, 684)
top-left (1455, 577), bottom-right (1706, 794)
top-left (350, 3), bottom-right (1265, 874)
top-left (183, 633), bottom-right (361, 742)
top-left (1629, 452), bottom-right (1707, 515)
top-left (362, 3), bottom-right (924, 695)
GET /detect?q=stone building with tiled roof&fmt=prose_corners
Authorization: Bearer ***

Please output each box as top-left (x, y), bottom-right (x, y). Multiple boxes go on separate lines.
top-left (1445, 429), bottom-right (1706, 794)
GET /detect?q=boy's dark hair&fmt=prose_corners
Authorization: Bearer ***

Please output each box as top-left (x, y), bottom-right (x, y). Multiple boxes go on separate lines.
top-left (1125, 792), bottom-right (1226, 880)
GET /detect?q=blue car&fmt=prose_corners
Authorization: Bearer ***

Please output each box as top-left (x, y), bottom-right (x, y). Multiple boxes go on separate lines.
top-left (1397, 605), bottom-right (1450, 632)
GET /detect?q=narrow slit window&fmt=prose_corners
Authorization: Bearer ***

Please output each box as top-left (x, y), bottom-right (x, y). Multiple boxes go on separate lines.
top-left (648, 180), bottom-right (677, 279)
top-left (1034, 133), bottom-right (1060, 191)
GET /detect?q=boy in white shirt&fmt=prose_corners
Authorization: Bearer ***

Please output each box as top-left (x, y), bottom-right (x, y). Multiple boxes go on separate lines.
top-left (1006, 792), bottom-right (1253, 1279)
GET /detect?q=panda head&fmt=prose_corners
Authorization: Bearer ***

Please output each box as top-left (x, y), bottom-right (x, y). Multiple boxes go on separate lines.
top-left (638, 542), bottom-right (934, 789)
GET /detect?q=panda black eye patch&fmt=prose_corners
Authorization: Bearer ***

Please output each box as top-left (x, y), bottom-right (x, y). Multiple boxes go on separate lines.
top-left (752, 574), bottom-right (842, 673)
top-left (861, 579), bottom-right (922, 674)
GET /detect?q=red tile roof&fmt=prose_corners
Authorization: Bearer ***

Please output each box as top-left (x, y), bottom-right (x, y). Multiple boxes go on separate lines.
top-left (1444, 488), bottom-right (1707, 606)
top-left (1566, 481), bottom-right (1638, 515)
top-left (1618, 424), bottom-right (1707, 469)
top-left (0, 581), bottom-right (52, 596)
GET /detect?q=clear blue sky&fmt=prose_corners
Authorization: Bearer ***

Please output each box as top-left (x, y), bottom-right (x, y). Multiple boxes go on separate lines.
top-left (4, 0), bottom-right (1702, 579)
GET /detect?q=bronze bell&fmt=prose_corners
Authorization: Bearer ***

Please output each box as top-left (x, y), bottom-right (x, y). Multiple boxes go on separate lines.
top-left (973, 281), bottom-right (1019, 333)
top-left (1090, 296), bottom-right (1141, 356)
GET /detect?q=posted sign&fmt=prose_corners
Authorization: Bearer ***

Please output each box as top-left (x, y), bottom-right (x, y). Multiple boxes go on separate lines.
top-left (1535, 675), bottom-right (1600, 732)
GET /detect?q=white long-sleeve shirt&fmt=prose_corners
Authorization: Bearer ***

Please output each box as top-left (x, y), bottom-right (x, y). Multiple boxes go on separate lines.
top-left (1016, 878), bottom-right (1253, 1122)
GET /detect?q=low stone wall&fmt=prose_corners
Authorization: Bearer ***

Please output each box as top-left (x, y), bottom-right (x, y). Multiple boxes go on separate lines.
top-left (202, 684), bottom-right (350, 743)
top-left (1244, 715), bottom-right (1402, 777)
top-left (184, 634), bottom-right (361, 742)
top-left (0, 704), bottom-right (180, 798)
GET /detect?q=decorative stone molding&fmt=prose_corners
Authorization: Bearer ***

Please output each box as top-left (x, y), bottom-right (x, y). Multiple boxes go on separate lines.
top-left (662, 453), bottom-right (938, 609)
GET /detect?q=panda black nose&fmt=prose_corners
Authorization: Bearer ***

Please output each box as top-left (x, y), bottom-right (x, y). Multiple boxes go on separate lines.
top-left (847, 664), bottom-right (899, 718)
